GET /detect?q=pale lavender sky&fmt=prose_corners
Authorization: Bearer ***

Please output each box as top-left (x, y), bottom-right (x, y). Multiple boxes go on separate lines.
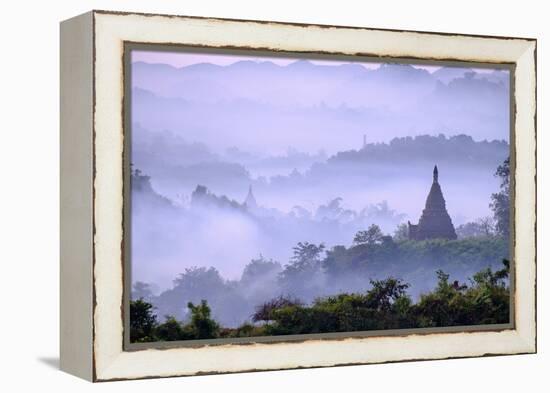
top-left (131, 50), bottom-right (497, 75)
top-left (132, 50), bottom-right (444, 72)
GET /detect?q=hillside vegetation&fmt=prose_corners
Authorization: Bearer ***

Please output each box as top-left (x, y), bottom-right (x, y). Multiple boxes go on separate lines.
top-left (130, 260), bottom-right (510, 342)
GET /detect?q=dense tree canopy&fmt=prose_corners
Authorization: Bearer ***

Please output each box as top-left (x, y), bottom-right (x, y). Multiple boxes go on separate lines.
top-left (130, 158), bottom-right (511, 342)
top-left (130, 260), bottom-right (510, 342)
top-left (138, 235), bottom-right (508, 331)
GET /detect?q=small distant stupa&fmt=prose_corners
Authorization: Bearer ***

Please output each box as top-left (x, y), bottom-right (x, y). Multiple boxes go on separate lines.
top-left (408, 165), bottom-right (457, 241)
top-left (244, 185), bottom-right (258, 210)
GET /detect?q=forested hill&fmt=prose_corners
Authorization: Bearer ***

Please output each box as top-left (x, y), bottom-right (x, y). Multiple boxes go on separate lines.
top-left (328, 134), bottom-right (508, 169)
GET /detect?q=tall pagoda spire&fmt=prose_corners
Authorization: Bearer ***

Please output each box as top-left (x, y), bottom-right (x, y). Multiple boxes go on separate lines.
top-left (408, 165), bottom-right (457, 240)
top-left (244, 185), bottom-right (258, 210)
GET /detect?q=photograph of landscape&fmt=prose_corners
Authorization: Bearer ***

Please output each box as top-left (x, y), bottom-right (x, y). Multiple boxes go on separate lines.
top-left (127, 48), bottom-right (512, 343)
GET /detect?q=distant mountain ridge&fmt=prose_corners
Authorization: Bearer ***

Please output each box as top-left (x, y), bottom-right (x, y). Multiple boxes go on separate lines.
top-left (133, 125), bottom-right (509, 191)
top-left (132, 123), bottom-right (508, 225)
top-left (132, 60), bottom-right (438, 106)
top-left (132, 60), bottom-right (509, 103)
top-left (330, 134), bottom-right (508, 167)
top-left (131, 60), bottom-right (510, 150)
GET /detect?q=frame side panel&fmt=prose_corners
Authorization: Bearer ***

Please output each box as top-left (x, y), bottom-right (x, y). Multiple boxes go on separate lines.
top-left (60, 11), bottom-right (94, 381)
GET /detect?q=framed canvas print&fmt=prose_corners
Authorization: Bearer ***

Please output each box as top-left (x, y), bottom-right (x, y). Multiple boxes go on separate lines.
top-left (60, 10), bottom-right (537, 382)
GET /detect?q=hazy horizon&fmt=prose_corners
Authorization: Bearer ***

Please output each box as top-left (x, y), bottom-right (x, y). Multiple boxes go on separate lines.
top-left (131, 51), bottom-right (510, 155)
top-left (132, 50), bottom-right (498, 76)
top-left (130, 49), bottom-right (510, 293)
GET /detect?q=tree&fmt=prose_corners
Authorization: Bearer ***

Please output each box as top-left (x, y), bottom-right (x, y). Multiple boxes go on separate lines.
top-left (477, 216), bottom-right (496, 236)
top-left (353, 224), bottom-right (384, 245)
top-left (130, 261), bottom-right (511, 341)
top-left (393, 223), bottom-right (409, 241)
top-left (187, 300), bottom-right (220, 339)
top-left (490, 157), bottom-right (510, 238)
top-left (154, 266), bottom-right (227, 322)
top-left (240, 256), bottom-right (282, 285)
top-left (315, 197), bottom-right (356, 222)
top-left (131, 281), bottom-right (154, 302)
top-left (471, 259), bottom-right (509, 287)
top-left (364, 278), bottom-right (410, 312)
top-left (290, 242), bottom-right (326, 266)
top-left (252, 295), bottom-right (303, 323)
top-left (130, 299), bottom-right (158, 342)
top-left (280, 241), bottom-right (325, 277)
top-left (155, 316), bottom-right (187, 341)
top-left (456, 217), bottom-right (495, 239)
top-left (359, 201), bottom-right (406, 225)
top-left (278, 242), bottom-right (326, 301)
top-left (413, 260), bottom-right (510, 327)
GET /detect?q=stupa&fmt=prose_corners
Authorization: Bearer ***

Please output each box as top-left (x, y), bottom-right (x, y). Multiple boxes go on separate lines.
top-left (244, 185), bottom-right (258, 210)
top-left (408, 166), bottom-right (457, 240)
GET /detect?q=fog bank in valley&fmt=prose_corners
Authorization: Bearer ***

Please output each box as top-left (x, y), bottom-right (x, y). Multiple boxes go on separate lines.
top-left (130, 55), bottom-right (510, 327)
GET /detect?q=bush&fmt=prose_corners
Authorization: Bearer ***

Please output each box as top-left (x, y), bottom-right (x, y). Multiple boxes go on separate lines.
top-left (252, 295), bottom-right (303, 323)
top-left (187, 300), bottom-right (220, 339)
top-left (155, 316), bottom-right (193, 341)
top-left (130, 261), bottom-right (510, 342)
top-left (259, 260), bottom-right (509, 335)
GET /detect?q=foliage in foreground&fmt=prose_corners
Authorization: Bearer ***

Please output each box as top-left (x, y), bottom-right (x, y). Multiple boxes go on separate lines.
top-left (141, 235), bottom-right (508, 328)
top-left (130, 260), bottom-right (510, 342)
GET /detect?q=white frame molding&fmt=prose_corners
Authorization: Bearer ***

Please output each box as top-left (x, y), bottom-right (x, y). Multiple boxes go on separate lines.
top-left (60, 10), bottom-right (536, 382)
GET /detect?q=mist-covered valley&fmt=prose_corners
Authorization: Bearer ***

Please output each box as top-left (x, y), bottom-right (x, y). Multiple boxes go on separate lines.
top-left (131, 133), bottom-right (509, 327)
top-left (129, 56), bottom-right (510, 329)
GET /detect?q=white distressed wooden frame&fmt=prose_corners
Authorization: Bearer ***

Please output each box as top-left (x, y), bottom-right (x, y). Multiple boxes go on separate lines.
top-left (60, 10), bottom-right (536, 382)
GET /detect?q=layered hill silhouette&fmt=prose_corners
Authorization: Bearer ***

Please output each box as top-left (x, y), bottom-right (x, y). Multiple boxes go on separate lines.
top-left (131, 60), bottom-right (510, 152)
